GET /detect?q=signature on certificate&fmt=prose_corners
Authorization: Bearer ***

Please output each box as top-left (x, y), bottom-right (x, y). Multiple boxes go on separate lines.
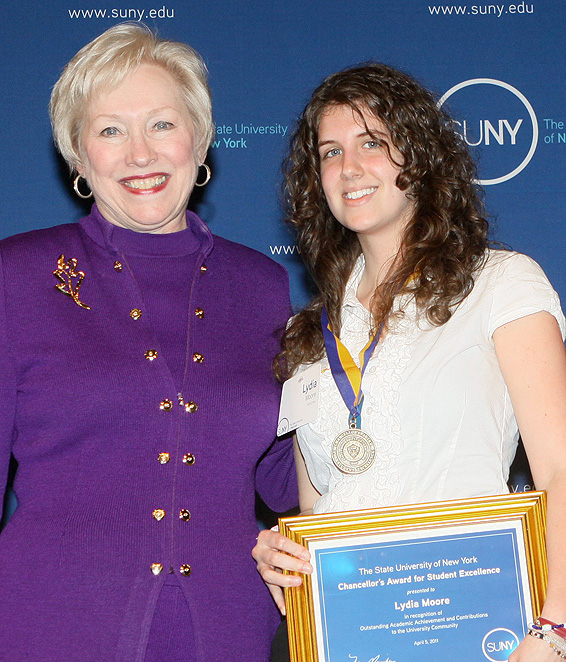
top-left (348, 655), bottom-right (396, 662)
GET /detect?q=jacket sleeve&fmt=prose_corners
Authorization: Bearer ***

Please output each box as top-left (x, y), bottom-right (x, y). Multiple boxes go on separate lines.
top-left (0, 250), bottom-right (17, 512)
top-left (255, 433), bottom-right (298, 513)
top-left (255, 263), bottom-right (298, 513)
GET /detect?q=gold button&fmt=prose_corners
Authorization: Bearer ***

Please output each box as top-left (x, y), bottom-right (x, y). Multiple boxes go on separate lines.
top-left (151, 563), bottom-right (163, 575)
top-left (179, 509), bottom-right (191, 521)
top-left (182, 453), bottom-right (196, 466)
top-left (200, 264), bottom-right (207, 273)
top-left (160, 399), bottom-right (173, 412)
top-left (195, 308), bottom-right (204, 319)
top-left (192, 352), bottom-right (204, 363)
top-left (179, 564), bottom-right (192, 576)
top-left (130, 308), bottom-right (142, 320)
top-left (145, 349), bottom-right (158, 361)
top-left (152, 509), bottom-right (166, 521)
top-left (114, 261), bottom-right (123, 272)
top-left (158, 452), bottom-right (170, 464)
top-left (184, 401), bottom-right (198, 413)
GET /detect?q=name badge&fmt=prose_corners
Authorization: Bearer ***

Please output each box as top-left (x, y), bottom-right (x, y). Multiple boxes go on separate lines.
top-left (277, 363), bottom-right (320, 436)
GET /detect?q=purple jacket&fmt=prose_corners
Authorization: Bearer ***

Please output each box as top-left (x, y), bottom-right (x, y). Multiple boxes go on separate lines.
top-left (0, 209), bottom-right (297, 661)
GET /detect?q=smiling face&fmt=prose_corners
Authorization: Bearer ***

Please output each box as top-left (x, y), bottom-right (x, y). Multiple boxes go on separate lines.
top-left (78, 63), bottom-right (201, 234)
top-left (317, 104), bottom-right (415, 259)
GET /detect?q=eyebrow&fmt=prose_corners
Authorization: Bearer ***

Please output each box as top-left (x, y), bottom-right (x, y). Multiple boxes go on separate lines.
top-left (90, 106), bottom-right (179, 121)
top-left (317, 128), bottom-right (389, 149)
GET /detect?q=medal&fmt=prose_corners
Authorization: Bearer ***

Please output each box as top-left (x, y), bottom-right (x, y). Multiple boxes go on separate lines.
top-left (331, 427), bottom-right (376, 474)
top-left (322, 307), bottom-right (385, 474)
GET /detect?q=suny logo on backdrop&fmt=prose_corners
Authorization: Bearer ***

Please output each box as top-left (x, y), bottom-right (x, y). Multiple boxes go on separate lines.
top-left (438, 78), bottom-right (538, 185)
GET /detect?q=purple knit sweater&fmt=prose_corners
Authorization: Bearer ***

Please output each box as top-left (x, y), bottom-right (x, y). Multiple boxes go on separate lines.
top-left (0, 207), bottom-right (297, 662)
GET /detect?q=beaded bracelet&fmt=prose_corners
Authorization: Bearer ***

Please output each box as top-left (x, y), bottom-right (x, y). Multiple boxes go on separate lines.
top-left (531, 618), bottom-right (566, 640)
top-left (533, 616), bottom-right (566, 639)
top-left (528, 624), bottom-right (566, 659)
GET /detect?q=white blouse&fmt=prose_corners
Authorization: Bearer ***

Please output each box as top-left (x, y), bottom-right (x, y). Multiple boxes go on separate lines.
top-left (295, 250), bottom-right (566, 515)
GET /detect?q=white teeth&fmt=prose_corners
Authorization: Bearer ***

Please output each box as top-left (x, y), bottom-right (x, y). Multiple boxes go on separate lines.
top-left (344, 187), bottom-right (377, 200)
top-left (123, 175), bottom-right (167, 190)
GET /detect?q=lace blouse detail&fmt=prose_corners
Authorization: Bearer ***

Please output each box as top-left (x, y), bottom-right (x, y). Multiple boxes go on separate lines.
top-left (295, 251), bottom-right (566, 514)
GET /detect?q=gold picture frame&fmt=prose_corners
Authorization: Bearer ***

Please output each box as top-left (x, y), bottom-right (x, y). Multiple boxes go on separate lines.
top-left (280, 491), bottom-right (547, 662)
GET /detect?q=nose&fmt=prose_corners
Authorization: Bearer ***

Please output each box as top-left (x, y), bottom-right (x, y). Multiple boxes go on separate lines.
top-left (127, 130), bottom-right (157, 168)
top-left (340, 150), bottom-right (363, 179)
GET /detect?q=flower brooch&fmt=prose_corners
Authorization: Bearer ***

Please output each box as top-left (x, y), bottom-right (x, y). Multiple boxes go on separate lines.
top-left (53, 254), bottom-right (91, 310)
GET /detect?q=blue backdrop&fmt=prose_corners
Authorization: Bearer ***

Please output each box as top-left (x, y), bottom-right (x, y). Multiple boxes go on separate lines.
top-left (1, 0), bottom-right (565, 518)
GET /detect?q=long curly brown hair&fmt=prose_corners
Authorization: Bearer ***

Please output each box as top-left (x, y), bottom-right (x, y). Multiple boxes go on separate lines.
top-left (276, 63), bottom-right (490, 381)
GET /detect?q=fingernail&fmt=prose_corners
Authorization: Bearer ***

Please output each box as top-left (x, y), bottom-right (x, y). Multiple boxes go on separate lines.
top-left (300, 551), bottom-right (310, 561)
top-left (303, 563), bottom-right (313, 573)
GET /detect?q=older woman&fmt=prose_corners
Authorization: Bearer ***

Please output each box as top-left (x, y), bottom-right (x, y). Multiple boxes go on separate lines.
top-left (0, 23), bottom-right (296, 662)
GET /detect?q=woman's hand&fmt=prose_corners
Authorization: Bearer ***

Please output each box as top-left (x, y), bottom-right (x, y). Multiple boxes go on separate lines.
top-left (253, 437), bottom-right (319, 613)
top-left (509, 632), bottom-right (564, 661)
top-left (252, 528), bottom-right (313, 615)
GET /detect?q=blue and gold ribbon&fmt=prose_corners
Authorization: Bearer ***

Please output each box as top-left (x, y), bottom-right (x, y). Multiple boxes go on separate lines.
top-left (321, 306), bottom-right (385, 429)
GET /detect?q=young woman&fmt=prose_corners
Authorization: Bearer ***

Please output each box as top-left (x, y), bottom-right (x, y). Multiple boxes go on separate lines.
top-left (253, 63), bottom-right (566, 661)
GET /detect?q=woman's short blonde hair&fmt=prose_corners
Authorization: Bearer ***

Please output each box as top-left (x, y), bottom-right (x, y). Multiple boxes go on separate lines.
top-left (50, 22), bottom-right (214, 171)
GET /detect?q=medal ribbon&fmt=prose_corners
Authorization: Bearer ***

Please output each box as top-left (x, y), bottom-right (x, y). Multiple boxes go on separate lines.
top-left (321, 306), bottom-right (386, 429)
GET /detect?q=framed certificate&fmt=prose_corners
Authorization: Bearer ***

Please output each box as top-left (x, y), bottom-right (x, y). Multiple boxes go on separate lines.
top-left (280, 491), bottom-right (547, 662)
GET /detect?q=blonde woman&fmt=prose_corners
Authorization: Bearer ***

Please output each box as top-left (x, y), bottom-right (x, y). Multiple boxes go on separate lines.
top-left (0, 24), bottom-right (296, 662)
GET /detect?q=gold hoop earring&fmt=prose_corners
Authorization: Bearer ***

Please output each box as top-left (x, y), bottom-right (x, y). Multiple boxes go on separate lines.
top-left (73, 175), bottom-right (93, 200)
top-left (194, 164), bottom-right (211, 187)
